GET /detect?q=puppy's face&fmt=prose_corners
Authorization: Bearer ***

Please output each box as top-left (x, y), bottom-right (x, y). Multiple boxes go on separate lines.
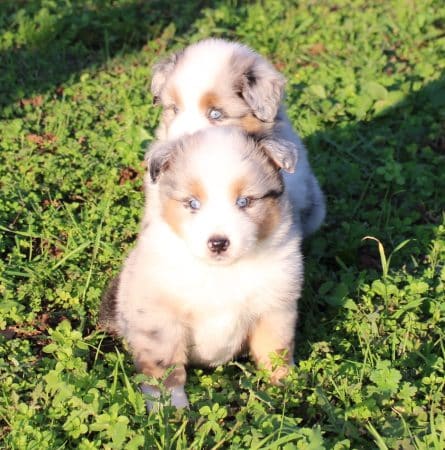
top-left (148, 128), bottom-right (285, 264)
top-left (151, 39), bottom-right (285, 140)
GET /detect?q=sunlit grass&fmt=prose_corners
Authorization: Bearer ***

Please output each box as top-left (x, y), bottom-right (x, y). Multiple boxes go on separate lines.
top-left (1, 0), bottom-right (444, 448)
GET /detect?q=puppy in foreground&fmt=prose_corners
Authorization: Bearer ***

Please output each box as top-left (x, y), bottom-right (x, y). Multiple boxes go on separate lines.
top-left (112, 127), bottom-right (303, 409)
top-left (149, 38), bottom-right (325, 237)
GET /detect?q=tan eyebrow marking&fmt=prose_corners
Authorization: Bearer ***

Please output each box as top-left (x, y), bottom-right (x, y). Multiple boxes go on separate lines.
top-left (199, 91), bottom-right (221, 113)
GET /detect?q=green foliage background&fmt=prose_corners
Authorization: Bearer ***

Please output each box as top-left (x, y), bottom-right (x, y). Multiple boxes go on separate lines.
top-left (0, 0), bottom-right (444, 448)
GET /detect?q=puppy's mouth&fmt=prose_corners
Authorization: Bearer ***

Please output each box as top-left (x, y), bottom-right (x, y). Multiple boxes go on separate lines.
top-left (210, 252), bottom-right (230, 262)
top-left (203, 249), bottom-right (242, 266)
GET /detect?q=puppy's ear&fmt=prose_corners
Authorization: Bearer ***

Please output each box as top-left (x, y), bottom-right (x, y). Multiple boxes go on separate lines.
top-left (151, 51), bottom-right (182, 105)
top-left (239, 57), bottom-right (286, 122)
top-left (259, 137), bottom-right (300, 173)
top-left (145, 140), bottom-right (180, 182)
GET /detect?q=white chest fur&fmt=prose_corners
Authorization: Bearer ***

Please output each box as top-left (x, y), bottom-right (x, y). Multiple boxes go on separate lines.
top-left (188, 306), bottom-right (249, 365)
top-left (121, 222), bottom-right (301, 366)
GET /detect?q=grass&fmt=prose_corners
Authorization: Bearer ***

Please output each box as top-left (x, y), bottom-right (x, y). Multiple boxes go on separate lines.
top-left (0, 0), bottom-right (444, 448)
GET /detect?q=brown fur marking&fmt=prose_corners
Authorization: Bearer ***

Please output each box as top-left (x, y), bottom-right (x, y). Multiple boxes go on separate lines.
top-left (230, 177), bottom-right (246, 201)
top-left (256, 197), bottom-right (282, 241)
top-left (164, 365), bottom-right (187, 388)
top-left (135, 355), bottom-right (166, 379)
top-left (188, 179), bottom-right (206, 203)
top-left (239, 113), bottom-right (266, 134)
top-left (161, 197), bottom-right (184, 237)
top-left (249, 314), bottom-right (294, 385)
top-left (230, 153), bottom-right (283, 241)
top-left (133, 327), bottom-right (188, 388)
top-left (199, 91), bottom-right (221, 113)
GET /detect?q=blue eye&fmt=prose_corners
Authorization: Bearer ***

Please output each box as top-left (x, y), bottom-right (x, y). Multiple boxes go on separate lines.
top-left (236, 197), bottom-right (250, 208)
top-left (188, 198), bottom-right (201, 210)
top-left (208, 108), bottom-right (223, 120)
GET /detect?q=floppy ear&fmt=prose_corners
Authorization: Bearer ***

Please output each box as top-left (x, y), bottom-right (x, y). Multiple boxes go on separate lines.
top-left (258, 137), bottom-right (300, 173)
top-left (240, 58), bottom-right (286, 122)
top-left (151, 50), bottom-right (182, 105)
top-left (145, 140), bottom-right (180, 182)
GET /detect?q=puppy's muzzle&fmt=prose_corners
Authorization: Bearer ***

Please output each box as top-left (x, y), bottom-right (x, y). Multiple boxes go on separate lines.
top-left (207, 236), bottom-right (230, 254)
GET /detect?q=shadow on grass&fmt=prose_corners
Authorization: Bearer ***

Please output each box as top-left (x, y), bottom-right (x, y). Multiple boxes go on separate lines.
top-left (0, 0), bottom-right (222, 112)
top-left (297, 73), bottom-right (445, 353)
top-left (288, 74), bottom-right (445, 438)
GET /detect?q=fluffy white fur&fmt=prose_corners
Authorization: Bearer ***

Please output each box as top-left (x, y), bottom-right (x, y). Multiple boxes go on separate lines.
top-left (149, 38), bottom-right (326, 237)
top-left (113, 128), bottom-right (303, 409)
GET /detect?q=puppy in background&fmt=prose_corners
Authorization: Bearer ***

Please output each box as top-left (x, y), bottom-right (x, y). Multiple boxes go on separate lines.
top-left (112, 127), bottom-right (303, 409)
top-left (148, 38), bottom-right (325, 237)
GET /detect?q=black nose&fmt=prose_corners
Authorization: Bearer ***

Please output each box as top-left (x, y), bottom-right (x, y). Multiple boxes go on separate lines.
top-left (207, 236), bottom-right (230, 253)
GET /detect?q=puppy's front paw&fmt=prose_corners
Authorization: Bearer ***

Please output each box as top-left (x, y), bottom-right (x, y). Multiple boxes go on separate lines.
top-left (170, 386), bottom-right (190, 409)
top-left (141, 384), bottom-right (189, 412)
top-left (141, 384), bottom-right (161, 412)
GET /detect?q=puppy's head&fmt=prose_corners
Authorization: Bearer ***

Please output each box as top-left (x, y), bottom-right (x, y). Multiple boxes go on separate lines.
top-left (147, 127), bottom-right (287, 264)
top-left (151, 39), bottom-right (296, 173)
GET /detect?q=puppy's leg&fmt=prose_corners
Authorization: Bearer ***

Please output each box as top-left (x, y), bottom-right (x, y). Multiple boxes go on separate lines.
top-left (126, 316), bottom-right (189, 410)
top-left (248, 310), bottom-right (296, 384)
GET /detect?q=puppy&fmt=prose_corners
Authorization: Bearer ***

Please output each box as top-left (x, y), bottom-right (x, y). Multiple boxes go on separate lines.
top-left (149, 38), bottom-right (325, 237)
top-left (113, 127), bottom-right (303, 409)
